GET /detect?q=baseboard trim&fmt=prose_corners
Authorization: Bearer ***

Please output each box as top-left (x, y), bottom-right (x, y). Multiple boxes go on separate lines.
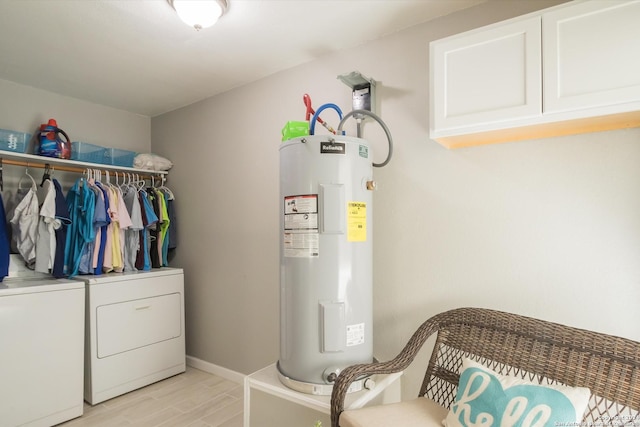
top-left (186, 355), bottom-right (246, 385)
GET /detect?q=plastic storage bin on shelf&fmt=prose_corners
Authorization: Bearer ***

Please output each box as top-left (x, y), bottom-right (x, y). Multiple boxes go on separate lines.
top-left (71, 141), bottom-right (107, 164)
top-left (0, 128), bottom-right (30, 153)
top-left (105, 148), bottom-right (136, 167)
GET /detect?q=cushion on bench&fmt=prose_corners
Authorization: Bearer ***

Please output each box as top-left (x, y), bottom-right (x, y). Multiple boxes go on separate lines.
top-left (340, 397), bottom-right (448, 427)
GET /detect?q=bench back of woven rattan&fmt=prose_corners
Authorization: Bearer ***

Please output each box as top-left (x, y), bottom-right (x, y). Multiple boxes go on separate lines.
top-left (421, 308), bottom-right (640, 424)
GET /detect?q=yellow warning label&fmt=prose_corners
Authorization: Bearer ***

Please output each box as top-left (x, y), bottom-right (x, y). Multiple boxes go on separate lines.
top-left (347, 201), bottom-right (366, 242)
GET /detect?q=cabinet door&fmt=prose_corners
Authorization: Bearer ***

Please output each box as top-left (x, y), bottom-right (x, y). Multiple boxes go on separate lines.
top-left (430, 16), bottom-right (542, 136)
top-left (96, 292), bottom-right (182, 358)
top-left (543, 0), bottom-right (640, 114)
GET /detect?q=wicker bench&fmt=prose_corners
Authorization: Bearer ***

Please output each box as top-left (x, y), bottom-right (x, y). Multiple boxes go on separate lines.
top-left (330, 307), bottom-right (640, 427)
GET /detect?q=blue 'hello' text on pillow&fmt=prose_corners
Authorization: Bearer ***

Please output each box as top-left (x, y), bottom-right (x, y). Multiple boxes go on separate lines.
top-left (444, 358), bottom-right (591, 427)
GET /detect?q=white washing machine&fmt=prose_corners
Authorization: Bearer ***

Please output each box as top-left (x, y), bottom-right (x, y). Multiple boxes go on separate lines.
top-left (80, 268), bottom-right (185, 404)
top-left (0, 256), bottom-right (85, 427)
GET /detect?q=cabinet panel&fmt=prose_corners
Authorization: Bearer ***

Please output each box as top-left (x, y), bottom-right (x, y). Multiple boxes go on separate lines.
top-left (543, 1), bottom-right (640, 113)
top-left (96, 292), bottom-right (182, 358)
top-left (431, 16), bottom-right (542, 134)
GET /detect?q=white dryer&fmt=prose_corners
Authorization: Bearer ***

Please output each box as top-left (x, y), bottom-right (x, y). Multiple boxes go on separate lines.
top-left (79, 268), bottom-right (185, 404)
top-left (0, 257), bottom-right (85, 427)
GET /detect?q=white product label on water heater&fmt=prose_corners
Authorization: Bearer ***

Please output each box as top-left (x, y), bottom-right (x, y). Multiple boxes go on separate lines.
top-left (346, 323), bottom-right (365, 347)
top-left (283, 232), bottom-right (319, 257)
top-left (284, 195), bottom-right (319, 257)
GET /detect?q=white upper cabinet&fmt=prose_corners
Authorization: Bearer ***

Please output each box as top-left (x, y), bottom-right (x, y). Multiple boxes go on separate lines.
top-left (543, 0), bottom-right (640, 114)
top-left (430, 17), bottom-right (542, 138)
top-left (430, 0), bottom-right (640, 149)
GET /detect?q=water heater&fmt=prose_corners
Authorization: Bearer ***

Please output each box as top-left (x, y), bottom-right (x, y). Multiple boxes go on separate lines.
top-left (278, 134), bottom-right (374, 395)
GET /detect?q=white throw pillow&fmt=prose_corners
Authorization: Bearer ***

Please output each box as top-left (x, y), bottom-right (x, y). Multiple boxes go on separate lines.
top-left (444, 358), bottom-right (591, 427)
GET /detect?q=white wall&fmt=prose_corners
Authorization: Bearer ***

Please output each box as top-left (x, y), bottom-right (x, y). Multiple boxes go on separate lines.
top-left (153, 0), bottom-right (640, 398)
top-left (0, 78), bottom-right (151, 232)
top-left (0, 78), bottom-right (150, 153)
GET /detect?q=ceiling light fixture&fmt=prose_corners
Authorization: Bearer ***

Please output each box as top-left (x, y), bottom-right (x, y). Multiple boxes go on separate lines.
top-left (169, 0), bottom-right (228, 31)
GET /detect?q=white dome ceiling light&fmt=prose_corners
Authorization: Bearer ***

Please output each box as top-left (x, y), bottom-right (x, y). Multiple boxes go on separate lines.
top-left (169, 0), bottom-right (228, 31)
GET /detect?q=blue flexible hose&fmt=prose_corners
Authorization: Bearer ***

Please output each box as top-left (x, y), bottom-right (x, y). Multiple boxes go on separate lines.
top-left (310, 103), bottom-right (343, 135)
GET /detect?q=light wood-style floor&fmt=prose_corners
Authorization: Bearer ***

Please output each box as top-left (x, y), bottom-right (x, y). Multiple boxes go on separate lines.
top-left (58, 366), bottom-right (243, 427)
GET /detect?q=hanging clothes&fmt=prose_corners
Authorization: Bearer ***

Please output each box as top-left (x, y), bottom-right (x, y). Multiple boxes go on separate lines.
top-left (0, 192), bottom-right (10, 281)
top-left (156, 190), bottom-right (169, 266)
top-left (64, 177), bottom-right (96, 277)
top-left (92, 181), bottom-right (110, 275)
top-left (158, 185), bottom-right (177, 264)
top-left (2, 166), bottom-right (176, 276)
top-left (138, 189), bottom-right (158, 271)
top-left (147, 188), bottom-right (162, 268)
top-left (52, 178), bottom-right (71, 278)
top-left (10, 177), bottom-right (39, 267)
top-left (34, 179), bottom-right (59, 274)
top-left (113, 186), bottom-right (132, 273)
top-left (122, 185), bottom-right (143, 271)
top-left (4, 185), bottom-right (31, 255)
top-left (154, 188), bottom-right (170, 267)
top-left (135, 190), bottom-right (149, 271)
top-left (166, 193), bottom-right (177, 251)
top-left (78, 178), bottom-right (105, 275)
top-left (102, 185), bottom-right (118, 273)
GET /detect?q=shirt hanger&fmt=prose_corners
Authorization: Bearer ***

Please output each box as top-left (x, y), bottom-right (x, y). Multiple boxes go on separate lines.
top-left (18, 164), bottom-right (38, 191)
top-left (158, 175), bottom-right (175, 200)
top-left (40, 163), bottom-right (51, 187)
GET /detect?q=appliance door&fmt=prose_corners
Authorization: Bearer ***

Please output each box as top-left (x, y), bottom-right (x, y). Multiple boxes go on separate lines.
top-left (0, 284), bottom-right (84, 426)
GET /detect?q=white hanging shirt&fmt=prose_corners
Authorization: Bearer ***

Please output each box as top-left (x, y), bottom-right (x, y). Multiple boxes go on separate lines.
top-left (10, 184), bottom-right (40, 266)
top-left (34, 179), bottom-right (60, 273)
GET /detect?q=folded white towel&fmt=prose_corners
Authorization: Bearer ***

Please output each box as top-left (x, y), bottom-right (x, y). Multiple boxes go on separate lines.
top-left (133, 153), bottom-right (173, 171)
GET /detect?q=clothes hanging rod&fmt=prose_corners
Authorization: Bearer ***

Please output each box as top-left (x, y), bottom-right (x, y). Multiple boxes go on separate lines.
top-left (0, 158), bottom-right (164, 180)
top-left (0, 151), bottom-right (168, 178)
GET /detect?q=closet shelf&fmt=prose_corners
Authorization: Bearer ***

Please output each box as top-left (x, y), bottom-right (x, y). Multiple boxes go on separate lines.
top-left (0, 151), bottom-right (168, 177)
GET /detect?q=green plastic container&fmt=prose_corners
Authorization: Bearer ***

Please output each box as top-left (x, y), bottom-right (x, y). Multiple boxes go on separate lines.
top-left (281, 121), bottom-right (309, 141)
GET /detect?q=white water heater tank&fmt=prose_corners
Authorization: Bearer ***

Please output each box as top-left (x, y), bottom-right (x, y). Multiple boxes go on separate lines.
top-left (278, 134), bottom-right (374, 395)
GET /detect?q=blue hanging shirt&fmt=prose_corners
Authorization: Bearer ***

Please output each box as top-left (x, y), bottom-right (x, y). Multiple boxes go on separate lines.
top-left (0, 193), bottom-right (10, 281)
top-left (140, 189), bottom-right (158, 271)
top-left (79, 185), bottom-right (105, 274)
top-left (64, 178), bottom-right (96, 277)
